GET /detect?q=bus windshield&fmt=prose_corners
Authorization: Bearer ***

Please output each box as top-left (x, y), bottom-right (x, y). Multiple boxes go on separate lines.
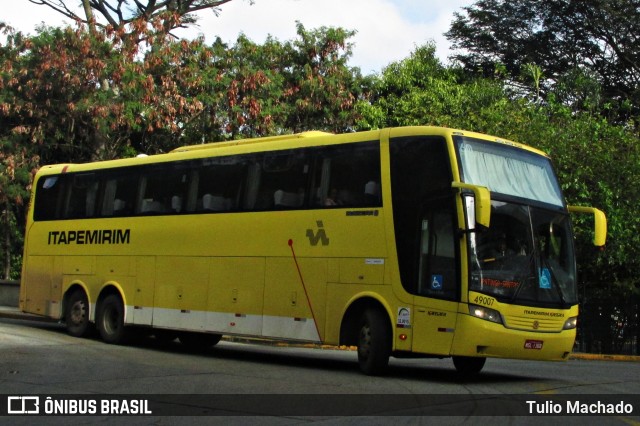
top-left (456, 137), bottom-right (564, 207)
top-left (455, 137), bottom-right (577, 308)
top-left (467, 201), bottom-right (577, 307)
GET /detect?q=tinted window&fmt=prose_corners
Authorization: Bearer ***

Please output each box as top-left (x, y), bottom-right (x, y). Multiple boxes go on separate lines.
top-left (312, 141), bottom-right (381, 208)
top-left (196, 156), bottom-right (248, 212)
top-left (32, 140), bottom-right (382, 221)
top-left (34, 175), bottom-right (66, 221)
top-left (139, 164), bottom-right (191, 215)
top-left (65, 173), bottom-right (100, 219)
top-left (102, 171), bottom-right (138, 216)
top-left (390, 136), bottom-right (455, 297)
top-left (255, 150), bottom-right (310, 210)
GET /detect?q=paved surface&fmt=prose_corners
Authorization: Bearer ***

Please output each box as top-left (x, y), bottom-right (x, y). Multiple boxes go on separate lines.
top-left (1, 305), bottom-right (638, 362)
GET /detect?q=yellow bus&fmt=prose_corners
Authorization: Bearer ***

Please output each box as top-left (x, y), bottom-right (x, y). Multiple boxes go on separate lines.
top-left (20, 126), bottom-right (606, 375)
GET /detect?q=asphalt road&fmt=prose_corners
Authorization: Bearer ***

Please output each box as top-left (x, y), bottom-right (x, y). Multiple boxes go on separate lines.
top-left (0, 313), bottom-right (639, 425)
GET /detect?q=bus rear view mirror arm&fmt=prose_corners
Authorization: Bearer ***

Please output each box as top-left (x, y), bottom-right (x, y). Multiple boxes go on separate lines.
top-left (452, 182), bottom-right (491, 229)
top-left (567, 205), bottom-right (607, 247)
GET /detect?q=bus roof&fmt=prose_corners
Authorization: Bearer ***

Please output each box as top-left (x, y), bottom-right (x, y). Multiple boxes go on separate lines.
top-left (33, 126), bottom-right (549, 177)
top-left (170, 131), bottom-right (333, 153)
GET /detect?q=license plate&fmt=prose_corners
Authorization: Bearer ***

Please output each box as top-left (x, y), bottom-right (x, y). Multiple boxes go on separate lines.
top-left (524, 339), bottom-right (543, 350)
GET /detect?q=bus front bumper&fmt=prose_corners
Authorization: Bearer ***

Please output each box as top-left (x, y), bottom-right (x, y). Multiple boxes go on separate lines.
top-left (450, 314), bottom-right (576, 361)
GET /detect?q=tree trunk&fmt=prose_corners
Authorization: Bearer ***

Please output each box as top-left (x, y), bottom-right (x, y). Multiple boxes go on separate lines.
top-left (82, 0), bottom-right (96, 35)
top-left (2, 208), bottom-right (9, 280)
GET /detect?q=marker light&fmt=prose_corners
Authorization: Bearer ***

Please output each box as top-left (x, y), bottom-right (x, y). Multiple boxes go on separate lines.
top-left (469, 304), bottom-right (503, 325)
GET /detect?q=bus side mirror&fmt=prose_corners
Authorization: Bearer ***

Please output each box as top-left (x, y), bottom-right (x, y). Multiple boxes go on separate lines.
top-left (568, 205), bottom-right (607, 247)
top-left (452, 182), bottom-right (491, 229)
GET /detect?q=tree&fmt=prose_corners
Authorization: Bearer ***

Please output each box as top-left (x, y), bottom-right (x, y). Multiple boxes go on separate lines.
top-left (356, 44), bottom-right (507, 131)
top-left (0, 20), bottom-right (213, 279)
top-left (281, 23), bottom-right (366, 133)
top-left (181, 23), bottom-right (366, 141)
top-left (28, 0), bottom-right (243, 36)
top-left (446, 0), bottom-right (640, 122)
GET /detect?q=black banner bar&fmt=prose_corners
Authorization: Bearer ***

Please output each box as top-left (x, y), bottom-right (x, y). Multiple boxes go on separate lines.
top-left (1, 394), bottom-right (638, 417)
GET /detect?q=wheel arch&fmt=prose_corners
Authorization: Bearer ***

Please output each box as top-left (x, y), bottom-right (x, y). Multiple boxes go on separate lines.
top-left (96, 282), bottom-right (128, 323)
top-left (339, 293), bottom-right (394, 348)
top-left (62, 281), bottom-right (91, 322)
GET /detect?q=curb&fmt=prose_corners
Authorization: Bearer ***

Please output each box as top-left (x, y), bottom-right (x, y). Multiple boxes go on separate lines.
top-left (569, 353), bottom-right (640, 362)
top-left (1, 306), bottom-right (638, 361)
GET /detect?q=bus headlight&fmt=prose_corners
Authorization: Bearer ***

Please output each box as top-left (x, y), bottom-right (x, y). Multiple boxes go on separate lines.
top-left (469, 304), bottom-right (503, 325)
top-left (563, 316), bottom-right (578, 330)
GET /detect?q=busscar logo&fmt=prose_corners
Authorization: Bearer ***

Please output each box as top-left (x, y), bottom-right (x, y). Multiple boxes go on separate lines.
top-left (306, 221), bottom-right (330, 246)
top-left (8, 396), bottom-right (40, 414)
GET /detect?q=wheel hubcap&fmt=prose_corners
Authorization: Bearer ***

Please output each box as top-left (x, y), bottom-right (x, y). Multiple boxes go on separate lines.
top-left (359, 325), bottom-right (371, 358)
top-left (70, 301), bottom-right (86, 325)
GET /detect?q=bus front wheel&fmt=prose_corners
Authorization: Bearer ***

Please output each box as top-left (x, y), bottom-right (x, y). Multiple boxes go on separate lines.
top-left (97, 294), bottom-right (128, 344)
top-left (65, 290), bottom-right (92, 338)
top-left (357, 308), bottom-right (391, 375)
top-left (452, 356), bottom-right (486, 376)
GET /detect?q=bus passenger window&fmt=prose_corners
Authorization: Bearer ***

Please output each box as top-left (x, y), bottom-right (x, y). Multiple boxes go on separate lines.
top-left (274, 189), bottom-right (304, 208)
top-left (257, 150), bottom-right (309, 211)
top-left (140, 165), bottom-right (190, 215)
top-left (312, 141), bottom-right (381, 208)
top-left (65, 174), bottom-right (99, 219)
top-left (34, 176), bottom-right (65, 221)
top-left (197, 156), bottom-right (247, 212)
top-left (102, 174), bottom-right (137, 217)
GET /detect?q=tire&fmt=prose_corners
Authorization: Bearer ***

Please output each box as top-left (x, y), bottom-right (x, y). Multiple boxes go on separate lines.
top-left (452, 356), bottom-right (486, 376)
top-left (179, 332), bottom-right (222, 351)
top-left (65, 290), bottom-right (92, 338)
top-left (96, 294), bottom-right (128, 344)
top-left (357, 308), bottom-right (391, 375)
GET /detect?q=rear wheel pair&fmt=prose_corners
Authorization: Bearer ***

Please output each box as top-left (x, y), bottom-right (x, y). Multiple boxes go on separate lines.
top-left (65, 291), bottom-right (127, 343)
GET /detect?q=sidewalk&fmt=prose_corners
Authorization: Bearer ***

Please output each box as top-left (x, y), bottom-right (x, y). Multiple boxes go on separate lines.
top-left (0, 305), bottom-right (57, 322)
top-left (1, 305), bottom-right (638, 362)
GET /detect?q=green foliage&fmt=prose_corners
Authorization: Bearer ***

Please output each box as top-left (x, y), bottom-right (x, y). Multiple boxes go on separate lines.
top-left (189, 22), bottom-right (365, 140)
top-left (356, 44), bottom-right (509, 131)
top-left (446, 0), bottom-right (640, 123)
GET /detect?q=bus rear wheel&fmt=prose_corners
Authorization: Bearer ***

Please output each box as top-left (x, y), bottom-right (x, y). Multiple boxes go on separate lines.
top-left (452, 356), bottom-right (486, 376)
top-left (97, 294), bottom-right (128, 344)
top-left (357, 308), bottom-right (391, 375)
top-left (65, 290), bottom-right (92, 338)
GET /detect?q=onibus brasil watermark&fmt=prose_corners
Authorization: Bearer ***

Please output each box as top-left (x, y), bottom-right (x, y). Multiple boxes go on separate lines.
top-left (7, 396), bottom-right (151, 415)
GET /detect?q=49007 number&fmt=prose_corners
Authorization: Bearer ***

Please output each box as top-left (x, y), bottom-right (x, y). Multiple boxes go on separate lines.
top-left (473, 295), bottom-right (495, 307)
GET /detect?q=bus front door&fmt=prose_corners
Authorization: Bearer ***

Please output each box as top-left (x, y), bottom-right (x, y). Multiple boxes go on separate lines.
top-left (411, 202), bottom-right (459, 356)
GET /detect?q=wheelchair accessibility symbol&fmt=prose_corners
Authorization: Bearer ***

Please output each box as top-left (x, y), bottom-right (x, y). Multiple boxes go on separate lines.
top-left (431, 274), bottom-right (443, 290)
